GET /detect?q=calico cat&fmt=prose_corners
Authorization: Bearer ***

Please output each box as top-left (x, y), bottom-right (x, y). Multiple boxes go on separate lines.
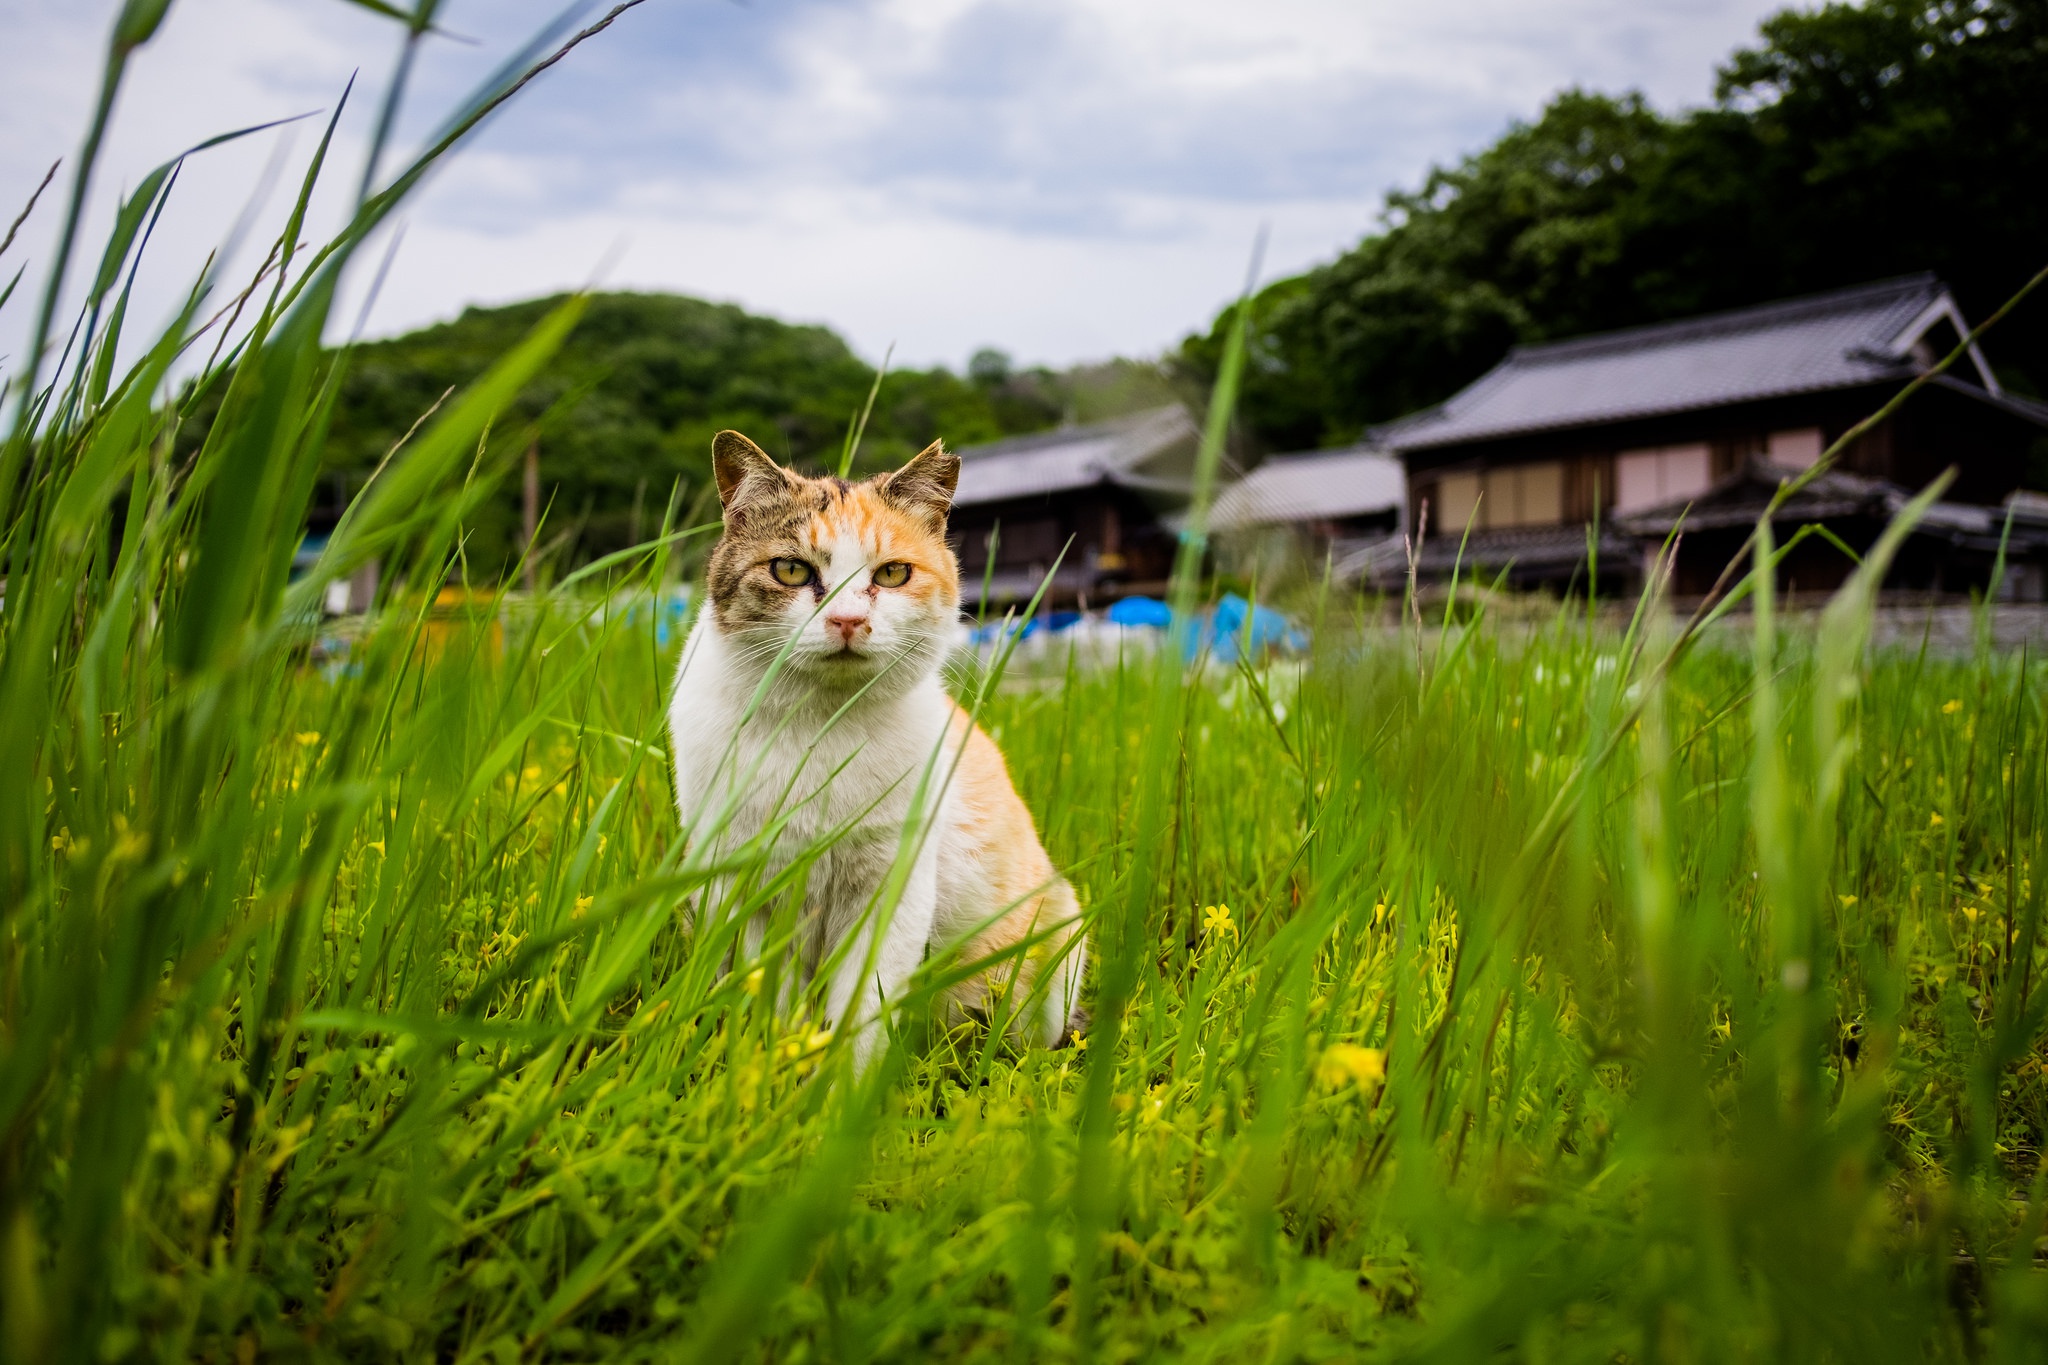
top-left (667, 430), bottom-right (1087, 1069)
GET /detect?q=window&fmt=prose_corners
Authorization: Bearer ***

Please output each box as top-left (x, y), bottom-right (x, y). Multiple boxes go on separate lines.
top-left (1489, 462), bottom-right (1563, 528)
top-left (1767, 428), bottom-right (1824, 470)
top-left (1435, 473), bottom-right (1480, 534)
top-left (1614, 444), bottom-right (1712, 513)
top-left (1427, 463), bottom-right (1570, 534)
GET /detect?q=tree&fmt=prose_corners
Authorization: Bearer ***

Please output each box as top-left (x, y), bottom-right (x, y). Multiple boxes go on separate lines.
top-left (1189, 0), bottom-right (2048, 451)
top-left (1625, 0), bottom-right (2048, 389)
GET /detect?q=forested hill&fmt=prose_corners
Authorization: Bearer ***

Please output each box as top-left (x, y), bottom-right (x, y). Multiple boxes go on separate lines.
top-left (317, 292), bottom-right (1172, 571)
top-left (1182, 0), bottom-right (2048, 454)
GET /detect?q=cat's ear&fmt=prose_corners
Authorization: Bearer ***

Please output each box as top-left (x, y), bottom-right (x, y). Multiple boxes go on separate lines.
top-left (880, 440), bottom-right (959, 526)
top-left (712, 430), bottom-right (793, 515)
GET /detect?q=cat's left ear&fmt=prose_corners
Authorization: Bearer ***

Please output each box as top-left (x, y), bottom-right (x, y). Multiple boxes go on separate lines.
top-left (880, 440), bottom-right (960, 526)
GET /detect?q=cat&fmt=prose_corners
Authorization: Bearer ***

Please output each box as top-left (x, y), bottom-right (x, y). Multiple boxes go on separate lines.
top-left (667, 429), bottom-right (1087, 1070)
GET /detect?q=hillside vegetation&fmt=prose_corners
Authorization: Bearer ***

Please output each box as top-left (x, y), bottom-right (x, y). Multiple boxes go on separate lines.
top-left (315, 296), bottom-right (1175, 572)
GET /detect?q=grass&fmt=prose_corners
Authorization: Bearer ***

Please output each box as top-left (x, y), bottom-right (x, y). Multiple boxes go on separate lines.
top-left (7, 4), bottom-right (2048, 1361)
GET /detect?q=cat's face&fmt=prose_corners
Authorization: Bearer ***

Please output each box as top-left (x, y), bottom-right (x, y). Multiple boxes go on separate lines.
top-left (704, 430), bottom-right (962, 689)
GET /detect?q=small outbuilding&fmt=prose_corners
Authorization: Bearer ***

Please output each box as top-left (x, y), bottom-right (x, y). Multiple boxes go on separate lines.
top-left (949, 406), bottom-right (1204, 607)
top-left (1208, 444), bottom-right (1406, 580)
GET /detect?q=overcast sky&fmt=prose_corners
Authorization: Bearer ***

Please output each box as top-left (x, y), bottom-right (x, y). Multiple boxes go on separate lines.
top-left (2, 0), bottom-right (1797, 371)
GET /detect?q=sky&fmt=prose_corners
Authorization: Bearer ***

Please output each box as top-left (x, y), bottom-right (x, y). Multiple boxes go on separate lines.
top-left (1, 0), bottom-right (1799, 372)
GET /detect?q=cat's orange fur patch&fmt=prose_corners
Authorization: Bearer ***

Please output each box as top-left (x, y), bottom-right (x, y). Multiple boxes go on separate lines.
top-left (939, 701), bottom-right (1083, 1025)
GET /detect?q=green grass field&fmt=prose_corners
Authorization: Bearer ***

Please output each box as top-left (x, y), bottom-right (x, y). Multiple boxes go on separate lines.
top-left (7, 5), bottom-right (2048, 1360)
top-left (11, 561), bottom-right (2048, 1362)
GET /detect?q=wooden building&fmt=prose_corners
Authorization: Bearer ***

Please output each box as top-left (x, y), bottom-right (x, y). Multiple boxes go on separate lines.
top-left (1371, 275), bottom-right (2048, 597)
top-left (1208, 445), bottom-right (1405, 579)
top-left (948, 406), bottom-right (1202, 607)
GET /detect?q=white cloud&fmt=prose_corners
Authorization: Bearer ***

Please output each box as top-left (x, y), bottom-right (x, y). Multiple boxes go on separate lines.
top-left (0, 0), bottom-right (1798, 374)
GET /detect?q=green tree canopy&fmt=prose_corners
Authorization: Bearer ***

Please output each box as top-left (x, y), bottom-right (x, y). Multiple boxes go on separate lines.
top-left (315, 293), bottom-right (1054, 574)
top-left (1186, 0), bottom-right (2048, 452)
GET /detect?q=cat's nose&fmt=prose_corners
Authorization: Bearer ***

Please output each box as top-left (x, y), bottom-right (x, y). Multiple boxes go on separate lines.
top-left (824, 610), bottom-right (869, 645)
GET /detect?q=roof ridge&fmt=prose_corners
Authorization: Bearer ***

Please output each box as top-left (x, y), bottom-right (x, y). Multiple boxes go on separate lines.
top-left (957, 403), bottom-right (1187, 461)
top-left (1260, 442), bottom-right (1390, 463)
top-left (1507, 272), bottom-right (1944, 366)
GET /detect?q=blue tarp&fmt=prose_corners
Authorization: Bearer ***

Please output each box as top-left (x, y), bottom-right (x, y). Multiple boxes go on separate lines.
top-left (966, 610), bottom-right (1084, 647)
top-left (611, 587), bottom-right (694, 646)
top-left (1209, 593), bottom-right (1308, 662)
top-left (1078, 594), bottom-right (1307, 661)
top-left (1106, 596), bottom-right (1175, 628)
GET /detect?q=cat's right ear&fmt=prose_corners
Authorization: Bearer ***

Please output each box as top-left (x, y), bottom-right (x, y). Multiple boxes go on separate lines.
top-left (712, 430), bottom-right (792, 516)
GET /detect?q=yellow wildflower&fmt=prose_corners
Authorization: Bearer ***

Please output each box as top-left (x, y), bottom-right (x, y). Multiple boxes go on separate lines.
top-left (1838, 894), bottom-right (1858, 908)
top-left (572, 895), bottom-right (593, 919)
top-left (1141, 1086), bottom-right (1168, 1125)
top-left (1202, 904), bottom-right (1238, 940)
top-left (1942, 699), bottom-right (1962, 715)
top-left (1931, 812), bottom-right (1945, 827)
top-left (295, 731), bottom-right (321, 746)
top-left (733, 1059), bottom-right (764, 1110)
top-left (1317, 1044), bottom-right (1386, 1092)
top-left (742, 968), bottom-right (765, 996)
top-left (776, 1028), bottom-right (834, 1069)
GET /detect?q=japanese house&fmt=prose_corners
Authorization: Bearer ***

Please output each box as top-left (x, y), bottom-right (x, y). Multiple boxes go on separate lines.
top-left (1371, 274), bottom-right (2048, 598)
top-left (1208, 444), bottom-right (1405, 578)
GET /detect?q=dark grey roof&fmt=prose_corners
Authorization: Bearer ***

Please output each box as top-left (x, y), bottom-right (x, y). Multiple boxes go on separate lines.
top-left (1209, 445), bottom-right (1404, 530)
top-left (952, 406), bottom-right (1197, 507)
top-left (1347, 524), bottom-right (1639, 586)
top-left (1375, 274), bottom-right (2002, 453)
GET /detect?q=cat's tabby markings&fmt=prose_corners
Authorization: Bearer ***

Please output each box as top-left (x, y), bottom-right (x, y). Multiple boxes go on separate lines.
top-left (669, 430), bottom-right (1087, 1069)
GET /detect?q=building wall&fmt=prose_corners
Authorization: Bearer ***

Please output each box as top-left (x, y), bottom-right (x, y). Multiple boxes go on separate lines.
top-left (1402, 383), bottom-right (2038, 543)
top-left (947, 486), bottom-right (1179, 604)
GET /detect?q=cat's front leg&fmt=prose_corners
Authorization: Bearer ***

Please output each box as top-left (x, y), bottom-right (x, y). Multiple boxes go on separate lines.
top-left (821, 849), bottom-right (939, 1073)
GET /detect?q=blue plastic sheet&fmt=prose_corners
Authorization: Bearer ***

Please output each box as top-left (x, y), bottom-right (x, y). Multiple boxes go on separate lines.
top-left (968, 595), bottom-right (1306, 660)
top-left (967, 610), bottom-right (1086, 646)
top-left (1106, 596), bottom-right (1174, 628)
top-left (1209, 593), bottom-right (1308, 662)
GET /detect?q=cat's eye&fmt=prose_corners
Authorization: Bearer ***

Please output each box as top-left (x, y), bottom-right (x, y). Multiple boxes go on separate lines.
top-left (872, 562), bottom-right (911, 589)
top-left (768, 558), bottom-right (815, 587)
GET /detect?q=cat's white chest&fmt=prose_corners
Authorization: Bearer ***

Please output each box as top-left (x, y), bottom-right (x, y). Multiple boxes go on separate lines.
top-left (667, 621), bottom-right (953, 857)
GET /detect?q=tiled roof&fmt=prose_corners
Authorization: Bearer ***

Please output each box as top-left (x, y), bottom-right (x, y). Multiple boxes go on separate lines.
top-left (1342, 524), bottom-right (1638, 586)
top-left (952, 406), bottom-right (1197, 507)
top-left (1209, 446), bottom-right (1404, 530)
top-left (1376, 274), bottom-right (1993, 452)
